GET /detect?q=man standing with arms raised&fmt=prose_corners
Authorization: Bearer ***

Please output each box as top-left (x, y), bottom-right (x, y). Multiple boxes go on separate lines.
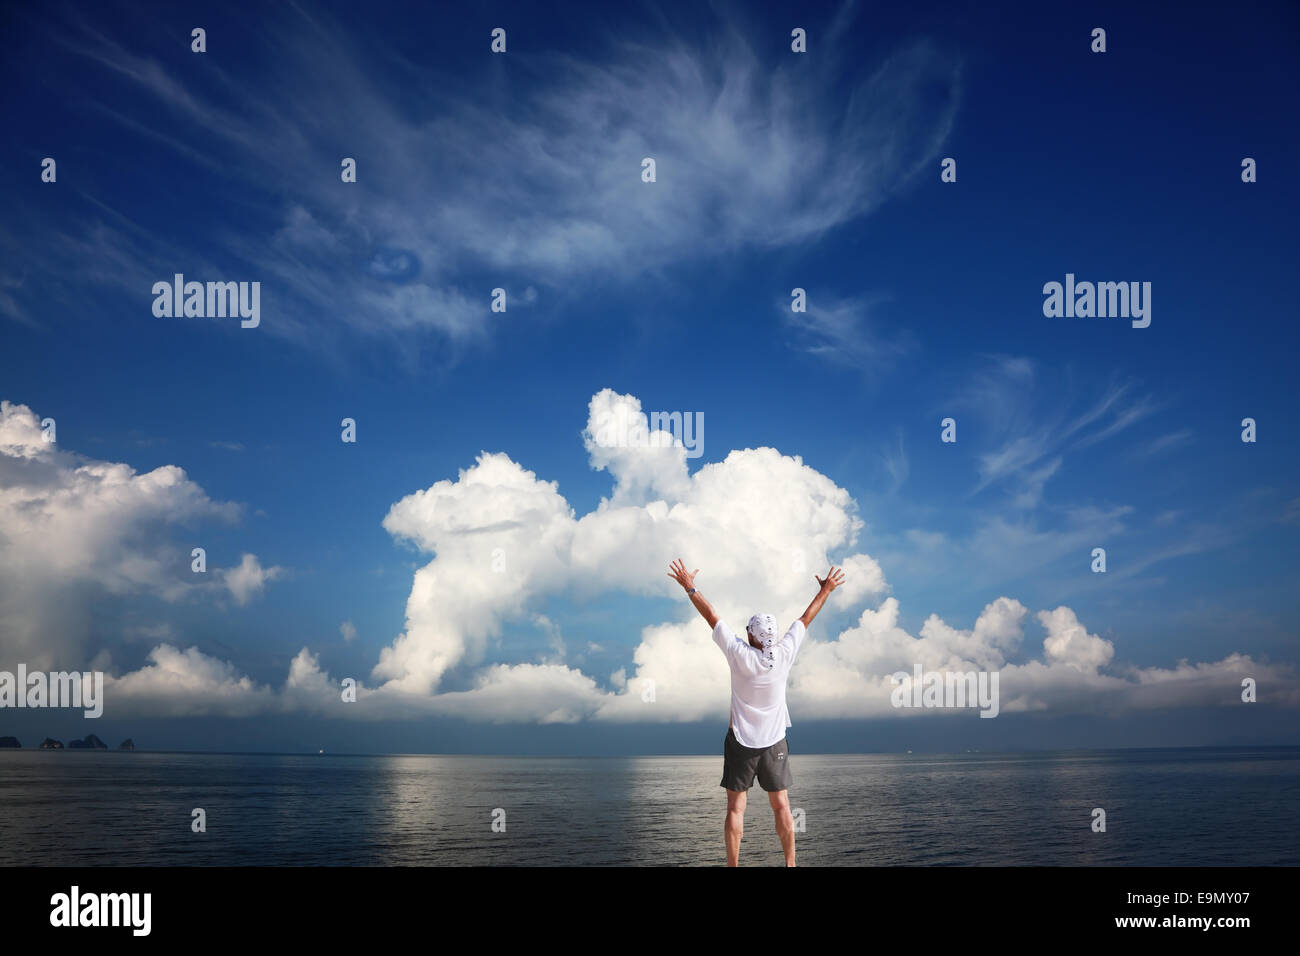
top-left (668, 558), bottom-right (845, 867)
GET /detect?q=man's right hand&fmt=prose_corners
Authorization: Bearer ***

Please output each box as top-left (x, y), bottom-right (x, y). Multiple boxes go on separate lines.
top-left (801, 566), bottom-right (846, 628)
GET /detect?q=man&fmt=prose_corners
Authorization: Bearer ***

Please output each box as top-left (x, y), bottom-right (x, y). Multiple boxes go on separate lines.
top-left (667, 557), bottom-right (845, 867)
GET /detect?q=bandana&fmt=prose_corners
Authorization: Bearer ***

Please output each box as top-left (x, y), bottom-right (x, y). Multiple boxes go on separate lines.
top-left (747, 613), bottom-right (778, 669)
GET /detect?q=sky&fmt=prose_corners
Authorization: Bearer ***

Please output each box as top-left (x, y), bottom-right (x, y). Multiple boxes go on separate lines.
top-left (0, 0), bottom-right (1297, 754)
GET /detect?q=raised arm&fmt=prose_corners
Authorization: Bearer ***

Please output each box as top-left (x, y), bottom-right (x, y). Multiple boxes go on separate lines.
top-left (667, 558), bottom-right (718, 629)
top-left (799, 566), bottom-right (846, 629)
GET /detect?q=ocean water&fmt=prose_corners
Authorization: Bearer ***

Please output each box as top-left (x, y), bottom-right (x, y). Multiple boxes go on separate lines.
top-left (0, 747), bottom-right (1296, 866)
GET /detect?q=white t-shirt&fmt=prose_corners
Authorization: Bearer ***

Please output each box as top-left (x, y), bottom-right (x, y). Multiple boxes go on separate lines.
top-left (712, 618), bottom-right (806, 749)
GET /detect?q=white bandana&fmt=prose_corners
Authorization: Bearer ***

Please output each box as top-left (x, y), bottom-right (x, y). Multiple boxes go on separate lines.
top-left (747, 613), bottom-right (778, 669)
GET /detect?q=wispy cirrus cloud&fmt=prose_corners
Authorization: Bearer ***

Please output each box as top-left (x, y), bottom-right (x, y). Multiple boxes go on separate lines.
top-left (781, 292), bottom-right (913, 372)
top-left (881, 429), bottom-right (909, 494)
top-left (2, 3), bottom-right (961, 367)
top-left (951, 357), bottom-right (1160, 505)
top-left (1138, 428), bottom-right (1194, 457)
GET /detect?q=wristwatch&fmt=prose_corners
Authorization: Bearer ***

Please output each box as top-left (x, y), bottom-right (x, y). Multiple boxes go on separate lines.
top-left (686, 587), bottom-right (697, 596)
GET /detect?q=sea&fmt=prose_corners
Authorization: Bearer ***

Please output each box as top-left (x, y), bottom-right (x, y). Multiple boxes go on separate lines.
top-left (1, 747), bottom-right (1296, 866)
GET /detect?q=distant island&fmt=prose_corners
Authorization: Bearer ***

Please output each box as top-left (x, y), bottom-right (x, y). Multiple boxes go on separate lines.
top-left (0, 736), bottom-right (138, 750)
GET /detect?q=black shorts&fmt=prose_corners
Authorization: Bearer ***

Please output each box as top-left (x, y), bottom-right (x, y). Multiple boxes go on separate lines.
top-left (720, 727), bottom-right (793, 792)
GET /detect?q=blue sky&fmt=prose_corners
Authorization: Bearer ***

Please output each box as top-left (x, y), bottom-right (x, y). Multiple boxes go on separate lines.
top-left (1, 0), bottom-right (1297, 753)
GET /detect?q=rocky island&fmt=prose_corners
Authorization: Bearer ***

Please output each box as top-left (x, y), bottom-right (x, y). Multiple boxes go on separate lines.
top-left (2, 734), bottom-right (137, 750)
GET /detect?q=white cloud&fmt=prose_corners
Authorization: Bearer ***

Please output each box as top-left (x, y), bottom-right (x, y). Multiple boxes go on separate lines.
top-left (11, 392), bottom-right (1297, 722)
top-left (107, 644), bottom-right (276, 717)
top-left (349, 389), bottom-right (1293, 722)
top-left (880, 431), bottom-right (909, 494)
top-left (10, 7), bottom-right (960, 357)
top-left (582, 390), bottom-right (691, 507)
top-left (0, 400), bottom-right (240, 669)
top-left (781, 293), bottom-right (910, 371)
top-left (106, 644), bottom-right (354, 718)
top-left (375, 451), bottom-right (576, 694)
top-left (221, 553), bottom-right (283, 606)
top-left (427, 663), bottom-right (605, 725)
top-left (1038, 606), bottom-right (1114, 671)
top-left (955, 361), bottom-right (1159, 506)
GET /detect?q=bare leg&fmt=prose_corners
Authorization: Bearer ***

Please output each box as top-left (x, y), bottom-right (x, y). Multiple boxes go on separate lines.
top-left (769, 789), bottom-right (795, 867)
top-left (725, 788), bottom-right (746, 866)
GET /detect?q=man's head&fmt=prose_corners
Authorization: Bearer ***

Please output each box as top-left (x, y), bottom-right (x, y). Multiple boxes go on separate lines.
top-left (746, 613), bottom-right (777, 650)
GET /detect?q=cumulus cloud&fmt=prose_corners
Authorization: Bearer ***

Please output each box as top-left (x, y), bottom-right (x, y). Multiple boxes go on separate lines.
top-left (398, 384), bottom-right (1293, 720)
top-left (221, 553), bottom-right (284, 606)
top-left (375, 451), bottom-right (576, 694)
top-left (10, 392), bottom-right (1296, 722)
top-left (105, 644), bottom-right (356, 718)
top-left (0, 400), bottom-right (242, 669)
top-left (370, 389), bottom-right (888, 701)
top-left (582, 390), bottom-right (692, 507)
top-left (1038, 606), bottom-right (1114, 671)
top-left (107, 644), bottom-right (277, 717)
